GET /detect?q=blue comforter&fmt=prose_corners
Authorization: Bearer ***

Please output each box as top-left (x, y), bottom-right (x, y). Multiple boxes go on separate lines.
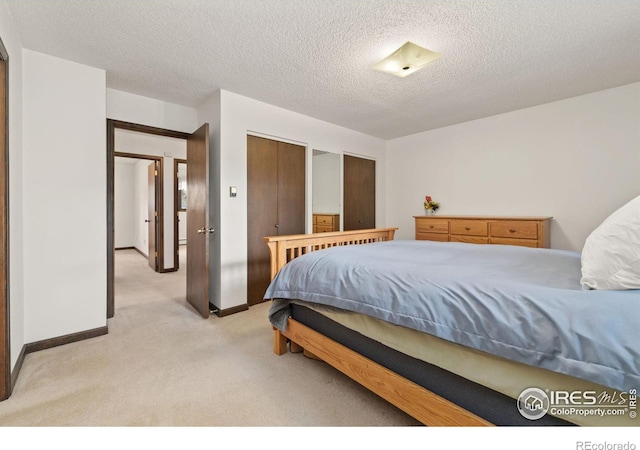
top-left (265, 240), bottom-right (640, 392)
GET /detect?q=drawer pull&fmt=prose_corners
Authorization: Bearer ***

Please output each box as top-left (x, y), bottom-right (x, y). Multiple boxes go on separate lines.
top-left (509, 229), bottom-right (516, 233)
top-left (430, 225), bottom-right (434, 229)
top-left (465, 227), bottom-right (471, 231)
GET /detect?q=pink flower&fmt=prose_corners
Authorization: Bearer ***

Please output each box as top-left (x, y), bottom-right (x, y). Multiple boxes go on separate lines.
top-left (425, 196), bottom-right (432, 202)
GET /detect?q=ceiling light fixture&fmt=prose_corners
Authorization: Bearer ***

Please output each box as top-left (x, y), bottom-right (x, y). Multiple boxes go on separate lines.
top-left (372, 41), bottom-right (441, 78)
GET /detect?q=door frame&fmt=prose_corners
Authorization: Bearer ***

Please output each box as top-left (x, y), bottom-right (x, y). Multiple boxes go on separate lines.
top-left (114, 152), bottom-right (163, 269)
top-left (147, 160), bottom-right (161, 271)
top-left (0, 35), bottom-right (10, 401)
top-left (174, 158), bottom-right (187, 270)
top-left (107, 119), bottom-right (190, 318)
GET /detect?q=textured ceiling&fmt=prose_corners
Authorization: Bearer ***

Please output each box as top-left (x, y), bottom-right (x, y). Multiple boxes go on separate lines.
top-left (6, 0), bottom-right (640, 139)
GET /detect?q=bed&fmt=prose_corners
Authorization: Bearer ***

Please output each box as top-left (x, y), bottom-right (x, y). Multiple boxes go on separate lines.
top-left (263, 227), bottom-right (640, 427)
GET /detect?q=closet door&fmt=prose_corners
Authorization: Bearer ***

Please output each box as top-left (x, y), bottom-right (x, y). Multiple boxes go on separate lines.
top-left (343, 155), bottom-right (376, 231)
top-left (247, 136), bottom-right (278, 306)
top-left (247, 136), bottom-right (305, 306)
top-left (277, 142), bottom-right (306, 236)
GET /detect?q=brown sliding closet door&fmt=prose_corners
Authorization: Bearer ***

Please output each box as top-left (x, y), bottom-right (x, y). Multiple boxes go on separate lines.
top-left (247, 136), bottom-right (305, 306)
top-left (343, 154), bottom-right (375, 231)
top-left (276, 142), bottom-right (306, 236)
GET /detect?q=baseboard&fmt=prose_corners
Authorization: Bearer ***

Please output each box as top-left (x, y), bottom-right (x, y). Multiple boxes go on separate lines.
top-left (133, 247), bottom-right (148, 259)
top-left (215, 304), bottom-right (249, 317)
top-left (114, 246), bottom-right (148, 259)
top-left (24, 326), bottom-right (108, 354)
top-left (159, 267), bottom-right (178, 273)
top-left (7, 326), bottom-right (108, 398)
top-left (10, 344), bottom-right (26, 392)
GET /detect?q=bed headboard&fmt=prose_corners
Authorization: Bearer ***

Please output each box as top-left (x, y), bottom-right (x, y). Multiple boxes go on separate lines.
top-left (264, 228), bottom-right (398, 280)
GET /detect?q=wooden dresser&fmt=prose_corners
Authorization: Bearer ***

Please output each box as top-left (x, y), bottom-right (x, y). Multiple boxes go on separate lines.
top-left (414, 215), bottom-right (552, 248)
top-left (313, 213), bottom-right (340, 233)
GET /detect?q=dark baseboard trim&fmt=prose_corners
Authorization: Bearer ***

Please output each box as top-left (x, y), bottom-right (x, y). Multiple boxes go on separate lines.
top-left (25, 326), bottom-right (108, 354)
top-left (7, 326), bottom-right (108, 396)
top-left (215, 304), bottom-right (249, 317)
top-left (10, 344), bottom-right (26, 392)
top-left (127, 246), bottom-right (177, 273)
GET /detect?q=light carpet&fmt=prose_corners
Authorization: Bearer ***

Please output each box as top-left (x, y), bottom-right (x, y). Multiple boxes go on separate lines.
top-left (0, 248), bottom-right (419, 426)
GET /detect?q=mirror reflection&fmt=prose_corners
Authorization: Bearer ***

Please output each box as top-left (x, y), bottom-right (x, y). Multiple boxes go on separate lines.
top-left (177, 162), bottom-right (187, 211)
top-left (312, 150), bottom-right (341, 233)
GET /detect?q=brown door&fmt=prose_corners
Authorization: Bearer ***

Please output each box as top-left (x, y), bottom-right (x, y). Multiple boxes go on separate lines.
top-left (247, 136), bottom-right (278, 307)
top-left (186, 123), bottom-right (211, 318)
top-left (147, 162), bottom-right (158, 271)
top-left (0, 38), bottom-right (9, 401)
top-left (277, 142), bottom-right (306, 236)
top-left (247, 136), bottom-right (305, 306)
top-left (343, 155), bottom-right (376, 230)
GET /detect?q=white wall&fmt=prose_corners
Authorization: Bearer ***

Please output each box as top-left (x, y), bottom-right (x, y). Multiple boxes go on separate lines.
top-left (115, 129), bottom-right (186, 269)
top-left (22, 49), bottom-right (106, 342)
top-left (198, 89), bottom-right (387, 311)
top-left (0, 0), bottom-right (25, 372)
top-left (114, 161), bottom-right (135, 248)
top-left (386, 82), bottom-right (640, 252)
top-left (107, 88), bottom-right (197, 134)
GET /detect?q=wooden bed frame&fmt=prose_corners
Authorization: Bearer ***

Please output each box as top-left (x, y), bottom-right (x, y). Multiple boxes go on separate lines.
top-left (264, 228), bottom-right (492, 426)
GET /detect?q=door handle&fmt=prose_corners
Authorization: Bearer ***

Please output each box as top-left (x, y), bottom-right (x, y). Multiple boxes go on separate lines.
top-left (197, 227), bottom-right (215, 234)
top-left (144, 219), bottom-right (151, 223)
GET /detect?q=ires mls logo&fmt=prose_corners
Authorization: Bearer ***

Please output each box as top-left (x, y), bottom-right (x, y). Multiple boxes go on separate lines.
top-left (517, 387), bottom-right (638, 421)
top-left (517, 387), bottom-right (550, 420)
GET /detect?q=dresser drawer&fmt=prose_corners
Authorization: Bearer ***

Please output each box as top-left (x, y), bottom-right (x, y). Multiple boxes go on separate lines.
top-left (491, 237), bottom-right (539, 248)
top-left (450, 220), bottom-right (488, 236)
top-left (313, 214), bottom-right (339, 233)
top-left (315, 225), bottom-right (334, 233)
top-left (315, 215), bottom-right (336, 226)
top-left (417, 232), bottom-right (449, 242)
top-left (451, 235), bottom-right (489, 244)
top-left (490, 221), bottom-right (538, 240)
top-left (416, 219), bottom-right (449, 235)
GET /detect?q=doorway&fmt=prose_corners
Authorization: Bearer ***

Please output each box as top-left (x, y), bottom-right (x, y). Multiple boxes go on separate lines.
top-left (114, 154), bottom-right (162, 270)
top-left (106, 119), bottom-right (213, 318)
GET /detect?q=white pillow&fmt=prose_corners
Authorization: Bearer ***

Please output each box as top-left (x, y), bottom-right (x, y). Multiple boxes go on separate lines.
top-left (580, 195), bottom-right (640, 290)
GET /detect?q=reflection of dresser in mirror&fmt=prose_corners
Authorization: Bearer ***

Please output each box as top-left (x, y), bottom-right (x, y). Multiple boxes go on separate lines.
top-left (313, 213), bottom-right (340, 233)
top-left (312, 149), bottom-right (341, 233)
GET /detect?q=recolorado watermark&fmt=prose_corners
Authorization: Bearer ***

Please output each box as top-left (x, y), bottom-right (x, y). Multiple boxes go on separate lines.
top-left (576, 442), bottom-right (636, 450)
top-left (517, 387), bottom-right (637, 421)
